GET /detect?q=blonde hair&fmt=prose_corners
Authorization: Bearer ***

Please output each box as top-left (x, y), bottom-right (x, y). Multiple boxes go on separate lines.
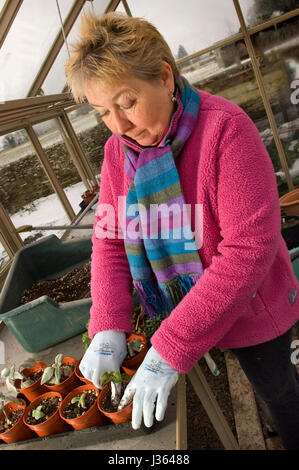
top-left (65, 11), bottom-right (179, 102)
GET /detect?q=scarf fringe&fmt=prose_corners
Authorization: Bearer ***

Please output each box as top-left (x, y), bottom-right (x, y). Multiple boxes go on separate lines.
top-left (133, 279), bottom-right (165, 318)
top-left (134, 273), bottom-right (201, 318)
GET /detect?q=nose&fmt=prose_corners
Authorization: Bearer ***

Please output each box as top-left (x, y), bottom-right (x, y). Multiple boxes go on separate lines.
top-left (112, 109), bottom-right (133, 135)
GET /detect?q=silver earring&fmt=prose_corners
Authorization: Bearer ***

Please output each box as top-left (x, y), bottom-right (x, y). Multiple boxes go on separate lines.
top-left (169, 90), bottom-right (177, 104)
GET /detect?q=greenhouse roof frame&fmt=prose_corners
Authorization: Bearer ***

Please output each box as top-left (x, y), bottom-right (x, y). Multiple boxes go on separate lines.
top-left (0, 1), bottom-right (298, 281)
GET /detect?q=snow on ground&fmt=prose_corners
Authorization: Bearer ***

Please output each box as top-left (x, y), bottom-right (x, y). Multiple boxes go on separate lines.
top-left (0, 180), bottom-right (88, 267)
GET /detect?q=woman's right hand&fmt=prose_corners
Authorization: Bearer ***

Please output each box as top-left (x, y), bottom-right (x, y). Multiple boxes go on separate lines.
top-left (79, 330), bottom-right (127, 388)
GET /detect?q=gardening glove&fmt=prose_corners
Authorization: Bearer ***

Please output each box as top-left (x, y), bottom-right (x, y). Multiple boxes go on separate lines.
top-left (79, 330), bottom-right (127, 388)
top-left (118, 346), bottom-right (179, 430)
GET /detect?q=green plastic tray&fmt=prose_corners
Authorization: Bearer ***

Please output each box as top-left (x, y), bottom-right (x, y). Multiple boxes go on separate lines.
top-left (0, 235), bottom-right (92, 353)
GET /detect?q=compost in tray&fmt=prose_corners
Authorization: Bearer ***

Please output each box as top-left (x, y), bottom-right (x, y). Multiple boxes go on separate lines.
top-left (20, 263), bottom-right (91, 304)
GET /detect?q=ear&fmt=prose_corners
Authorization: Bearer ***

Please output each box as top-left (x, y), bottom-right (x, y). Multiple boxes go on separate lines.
top-left (160, 61), bottom-right (175, 92)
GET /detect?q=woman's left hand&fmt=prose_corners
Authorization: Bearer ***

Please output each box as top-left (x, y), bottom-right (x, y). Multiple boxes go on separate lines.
top-left (118, 346), bottom-right (179, 429)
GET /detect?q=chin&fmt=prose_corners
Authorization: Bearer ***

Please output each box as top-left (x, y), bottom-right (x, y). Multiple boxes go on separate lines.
top-left (137, 134), bottom-right (161, 147)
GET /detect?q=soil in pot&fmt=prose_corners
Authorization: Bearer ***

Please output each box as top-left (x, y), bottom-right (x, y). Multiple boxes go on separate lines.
top-left (0, 400), bottom-right (36, 443)
top-left (62, 389), bottom-right (97, 420)
top-left (57, 362), bottom-right (75, 384)
top-left (23, 392), bottom-right (71, 437)
top-left (20, 262), bottom-right (91, 304)
top-left (98, 384), bottom-right (133, 424)
top-left (15, 361), bottom-right (47, 402)
top-left (26, 396), bottom-right (61, 426)
top-left (60, 385), bottom-right (106, 430)
top-left (0, 409), bottom-right (23, 433)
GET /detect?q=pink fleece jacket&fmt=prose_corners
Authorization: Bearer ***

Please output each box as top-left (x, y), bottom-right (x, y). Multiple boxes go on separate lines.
top-left (88, 89), bottom-right (299, 374)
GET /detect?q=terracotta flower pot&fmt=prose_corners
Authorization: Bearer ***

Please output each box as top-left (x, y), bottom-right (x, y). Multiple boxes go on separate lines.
top-left (0, 399), bottom-right (36, 443)
top-left (43, 357), bottom-right (81, 397)
top-left (23, 392), bottom-right (71, 437)
top-left (59, 384), bottom-right (107, 430)
top-left (122, 334), bottom-right (148, 376)
top-left (81, 185), bottom-right (99, 204)
top-left (97, 386), bottom-right (133, 424)
top-left (280, 188), bottom-right (299, 217)
top-left (75, 358), bottom-right (93, 385)
top-left (14, 361), bottom-right (48, 402)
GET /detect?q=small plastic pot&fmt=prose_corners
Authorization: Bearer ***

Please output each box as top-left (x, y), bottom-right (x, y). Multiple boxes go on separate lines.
top-left (97, 386), bottom-right (132, 424)
top-left (43, 357), bottom-right (81, 397)
top-left (0, 399), bottom-right (36, 443)
top-left (75, 358), bottom-right (93, 385)
top-left (122, 334), bottom-right (148, 376)
top-left (59, 384), bottom-right (107, 430)
top-left (14, 361), bottom-right (48, 402)
top-left (23, 392), bottom-right (72, 437)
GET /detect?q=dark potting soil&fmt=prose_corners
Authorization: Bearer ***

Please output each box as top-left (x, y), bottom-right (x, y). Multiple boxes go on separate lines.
top-left (62, 390), bottom-right (97, 419)
top-left (21, 263), bottom-right (91, 304)
top-left (0, 409), bottom-right (23, 433)
top-left (101, 386), bottom-right (128, 413)
top-left (26, 396), bottom-right (61, 425)
top-left (21, 369), bottom-right (43, 387)
top-left (60, 363), bottom-right (75, 383)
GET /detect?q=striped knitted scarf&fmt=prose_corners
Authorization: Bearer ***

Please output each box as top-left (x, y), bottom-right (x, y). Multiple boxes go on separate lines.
top-left (122, 76), bottom-right (203, 317)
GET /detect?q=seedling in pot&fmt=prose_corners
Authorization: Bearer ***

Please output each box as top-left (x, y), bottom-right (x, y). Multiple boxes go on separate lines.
top-left (0, 393), bottom-right (22, 432)
top-left (100, 371), bottom-right (131, 410)
top-left (41, 354), bottom-right (74, 385)
top-left (62, 390), bottom-right (98, 420)
top-left (26, 395), bottom-right (62, 425)
top-left (72, 393), bottom-right (87, 409)
top-left (0, 358), bottom-right (38, 393)
top-left (32, 404), bottom-right (45, 420)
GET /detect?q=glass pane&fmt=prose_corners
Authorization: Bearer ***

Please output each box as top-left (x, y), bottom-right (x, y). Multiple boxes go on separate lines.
top-left (250, 15), bottom-right (299, 195)
top-left (0, 242), bottom-right (9, 269)
top-left (115, 2), bottom-right (127, 14)
top-left (0, 0), bottom-right (6, 14)
top-left (0, 0), bottom-right (75, 101)
top-left (42, 0), bottom-right (110, 95)
top-left (32, 119), bottom-right (86, 214)
top-left (0, 126), bottom-right (85, 241)
top-left (181, 36), bottom-right (298, 197)
top-left (239, 0), bottom-right (298, 28)
top-left (66, 104), bottom-right (112, 176)
top-left (128, 0), bottom-right (241, 59)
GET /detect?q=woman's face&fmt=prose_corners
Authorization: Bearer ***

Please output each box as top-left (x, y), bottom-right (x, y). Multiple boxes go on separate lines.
top-left (83, 62), bottom-right (175, 147)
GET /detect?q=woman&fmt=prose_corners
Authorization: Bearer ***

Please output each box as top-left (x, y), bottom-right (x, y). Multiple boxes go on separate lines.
top-left (66, 12), bottom-right (299, 448)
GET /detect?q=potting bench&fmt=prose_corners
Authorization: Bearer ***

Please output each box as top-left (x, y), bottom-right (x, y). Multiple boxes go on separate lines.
top-left (0, 205), bottom-right (242, 450)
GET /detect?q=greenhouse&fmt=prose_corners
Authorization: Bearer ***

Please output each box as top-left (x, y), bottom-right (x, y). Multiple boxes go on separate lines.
top-left (0, 0), bottom-right (298, 452)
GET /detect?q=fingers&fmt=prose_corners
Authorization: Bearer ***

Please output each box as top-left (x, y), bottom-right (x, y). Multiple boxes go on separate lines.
top-left (155, 376), bottom-right (178, 421)
top-left (155, 390), bottom-right (168, 422)
top-left (143, 389), bottom-right (157, 428)
top-left (132, 388), bottom-right (145, 430)
top-left (118, 384), bottom-right (135, 410)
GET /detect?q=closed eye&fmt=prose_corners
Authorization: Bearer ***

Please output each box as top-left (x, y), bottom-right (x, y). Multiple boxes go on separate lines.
top-left (99, 110), bottom-right (109, 118)
top-left (119, 99), bottom-right (136, 111)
